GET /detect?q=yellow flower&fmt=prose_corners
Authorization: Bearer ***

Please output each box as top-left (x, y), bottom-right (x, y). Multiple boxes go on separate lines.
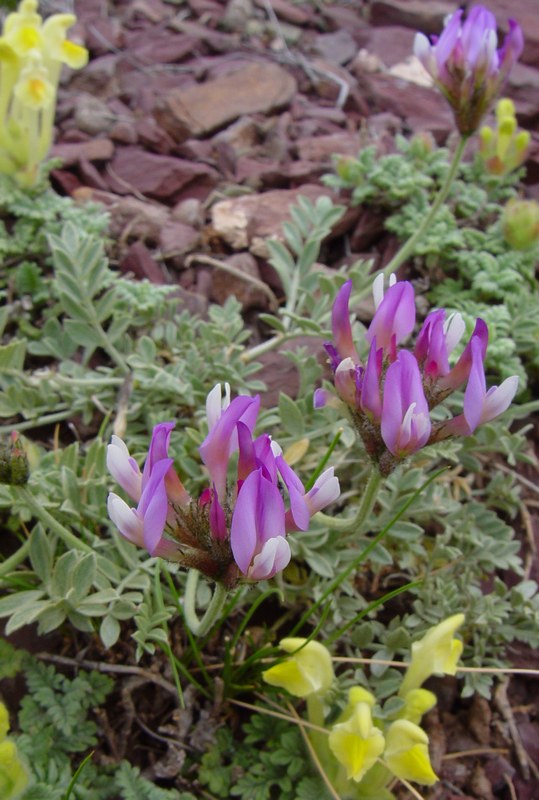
top-left (384, 720), bottom-right (438, 786)
top-left (328, 701), bottom-right (385, 782)
top-left (3, 0), bottom-right (41, 38)
top-left (399, 614), bottom-right (464, 696)
top-left (13, 57), bottom-right (54, 109)
top-left (262, 638), bottom-right (334, 697)
top-left (42, 14), bottom-right (88, 69)
top-left (0, 740), bottom-right (29, 800)
top-left (0, 704), bottom-right (29, 800)
top-left (479, 98), bottom-right (530, 175)
top-left (397, 688), bottom-right (437, 725)
top-left (0, 703), bottom-right (9, 741)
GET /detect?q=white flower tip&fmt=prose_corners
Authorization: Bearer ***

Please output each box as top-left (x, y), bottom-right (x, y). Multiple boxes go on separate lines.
top-left (372, 273), bottom-right (385, 309)
top-left (413, 32), bottom-right (431, 61)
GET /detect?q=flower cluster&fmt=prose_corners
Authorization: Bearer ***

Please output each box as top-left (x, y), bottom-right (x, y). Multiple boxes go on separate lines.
top-left (479, 98), bottom-right (530, 176)
top-left (320, 276), bottom-right (519, 475)
top-left (0, 0), bottom-right (88, 185)
top-left (263, 615), bottom-right (465, 796)
top-left (0, 702), bottom-right (29, 800)
top-left (414, 4), bottom-right (523, 135)
top-left (107, 385), bottom-right (340, 586)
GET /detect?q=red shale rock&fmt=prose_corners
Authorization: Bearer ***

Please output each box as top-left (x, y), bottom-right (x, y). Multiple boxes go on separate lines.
top-left (155, 61), bottom-right (297, 141)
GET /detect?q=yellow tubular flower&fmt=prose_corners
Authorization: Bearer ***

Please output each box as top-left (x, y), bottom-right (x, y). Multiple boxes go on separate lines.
top-left (4, 25), bottom-right (44, 57)
top-left (4, 0), bottom-right (41, 37)
top-left (14, 68), bottom-right (54, 109)
top-left (42, 14), bottom-right (88, 69)
top-left (384, 720), bottom-right (438, 786)
top-left (328, 701), bottom-right (385, 782)
top-left (0, 740), bottom-right (29, 800)
top-left (399, 614), bottom-right (465, 697)
top-left (262, 638), bottom-right (334, 698)
top-left (0, 703), bottom-right (29, 800)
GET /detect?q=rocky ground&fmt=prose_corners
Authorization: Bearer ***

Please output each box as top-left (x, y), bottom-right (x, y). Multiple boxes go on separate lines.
top-left (19, 0), bottom-right (539, 797)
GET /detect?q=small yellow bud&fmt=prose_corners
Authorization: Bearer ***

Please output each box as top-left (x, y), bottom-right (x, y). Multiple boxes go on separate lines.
top-left (398, 688), bottom-right (437, 725)
top-left (385, 720), bottom-right (438, 786)
top-left (496, 98), bottom-right (515, 120)
top-left (262, 638), bottom-right (334, 697)
top-left (329, 702), bottom-right (385, 782)
top-left (502, 198), bottom-right (539, 250)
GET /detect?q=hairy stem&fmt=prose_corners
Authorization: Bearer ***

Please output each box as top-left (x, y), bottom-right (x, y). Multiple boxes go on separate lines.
top-left (16, 487), bottom-right (94, 554)
top-left (183, 569), bottom-right (228, 637)
top-left (0, 538), bottom-right (30, 580)
top-left (381, 135), bottom-right (468, 276)
top-left (315, 468), bottom-right (382, 533)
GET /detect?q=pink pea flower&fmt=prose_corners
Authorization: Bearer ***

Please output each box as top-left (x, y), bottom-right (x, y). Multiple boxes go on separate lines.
top-left (199, 394), bottom-right (260, 503)
top-left (366, 276), bottom-right (416, 360)
top-left (231, 469), bottom-right (290, 580)
top-left (440, 338), bottom-right (519, 436)
top-left (304, 468), bottom-right (341, 516)
top-left (438, 318), bottom-right (489, 392)
top-left (107, 458), bottom-right (181, 558)
top-left (381, 351), bottom-right (432, 457)
top-left (106, 435), bottom-right (142, 501)
top-left (414, 5), bottom-right (523, 135)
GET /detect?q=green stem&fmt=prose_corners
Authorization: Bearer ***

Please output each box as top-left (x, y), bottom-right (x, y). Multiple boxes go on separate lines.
top-left (92, 318), bottom-right (130, 376)
top-left (16, 487), bottom-right (94, 554)
top-left (183, 569), bottom-right (228, 637)
top-left (0, 410), bottom-right (71, 435)
top-left (0, 538), bottom-right (30, 579)
top-left (315, 468), bottom-right (382, 533)
top-left (382, 135), bottom-right (468, 276)
top-left (241, 330), bottom-right (321, 364)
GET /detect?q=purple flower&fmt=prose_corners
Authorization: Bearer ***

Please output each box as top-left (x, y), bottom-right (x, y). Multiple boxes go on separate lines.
top-left (366, 277), bottom-right (416, 359)
top-left (381, 351), bottom-right (432, 457)
top-left (414, 5), bottom-right (523, 134)
top-left (199, 394), bottom-right (260, 503)
top-left (107, 457), bottom-right (181, 558)
top-left (304, 468), bottom-right (341, 516)
top-left (441, 338), bottom-right (519, 436)
top-left (438, 318), bottom-right (489, 392)
top-left (231, 469), bottom-right (290, 580)
top-left (106, 435), bottom-right (142, 501)
top-left (108, 384), bottom-right (341, 584)
top-left (331, 280), bottom-right (359, 362)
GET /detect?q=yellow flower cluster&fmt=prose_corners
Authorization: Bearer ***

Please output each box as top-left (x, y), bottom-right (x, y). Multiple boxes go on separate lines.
top-left (479, 98), bottom-right (530, 176)
top-left (263, 615), bottom-right (465, 797)
top-left (0, 0), bottom-right (88, 186)
top-left (0, 702), bottom-right (29, 800)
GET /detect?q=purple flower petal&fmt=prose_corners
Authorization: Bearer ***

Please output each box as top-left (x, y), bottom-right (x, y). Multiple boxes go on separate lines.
top-left (199, 395), bottom-right (260, 501)
top-left (230, 470), bottom-right (286, 576)
top-left (360, 338), bottom-right (382, 420)
top-left (381, 351), bottom-right (431, 457)
top-left (366, 281), bottom-right (416, 355)
top-left (331, 280), bottom-right (359, 362)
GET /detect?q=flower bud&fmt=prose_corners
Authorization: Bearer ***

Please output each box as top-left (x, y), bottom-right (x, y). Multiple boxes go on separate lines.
top-left (0, 433), bottom-right (29, 485)
top-left (502, 198), bottom-right (539, 250)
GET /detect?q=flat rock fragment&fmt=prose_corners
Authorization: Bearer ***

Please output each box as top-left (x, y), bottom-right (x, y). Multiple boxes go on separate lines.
top-left (155, 61), bottom-right (297, 140)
